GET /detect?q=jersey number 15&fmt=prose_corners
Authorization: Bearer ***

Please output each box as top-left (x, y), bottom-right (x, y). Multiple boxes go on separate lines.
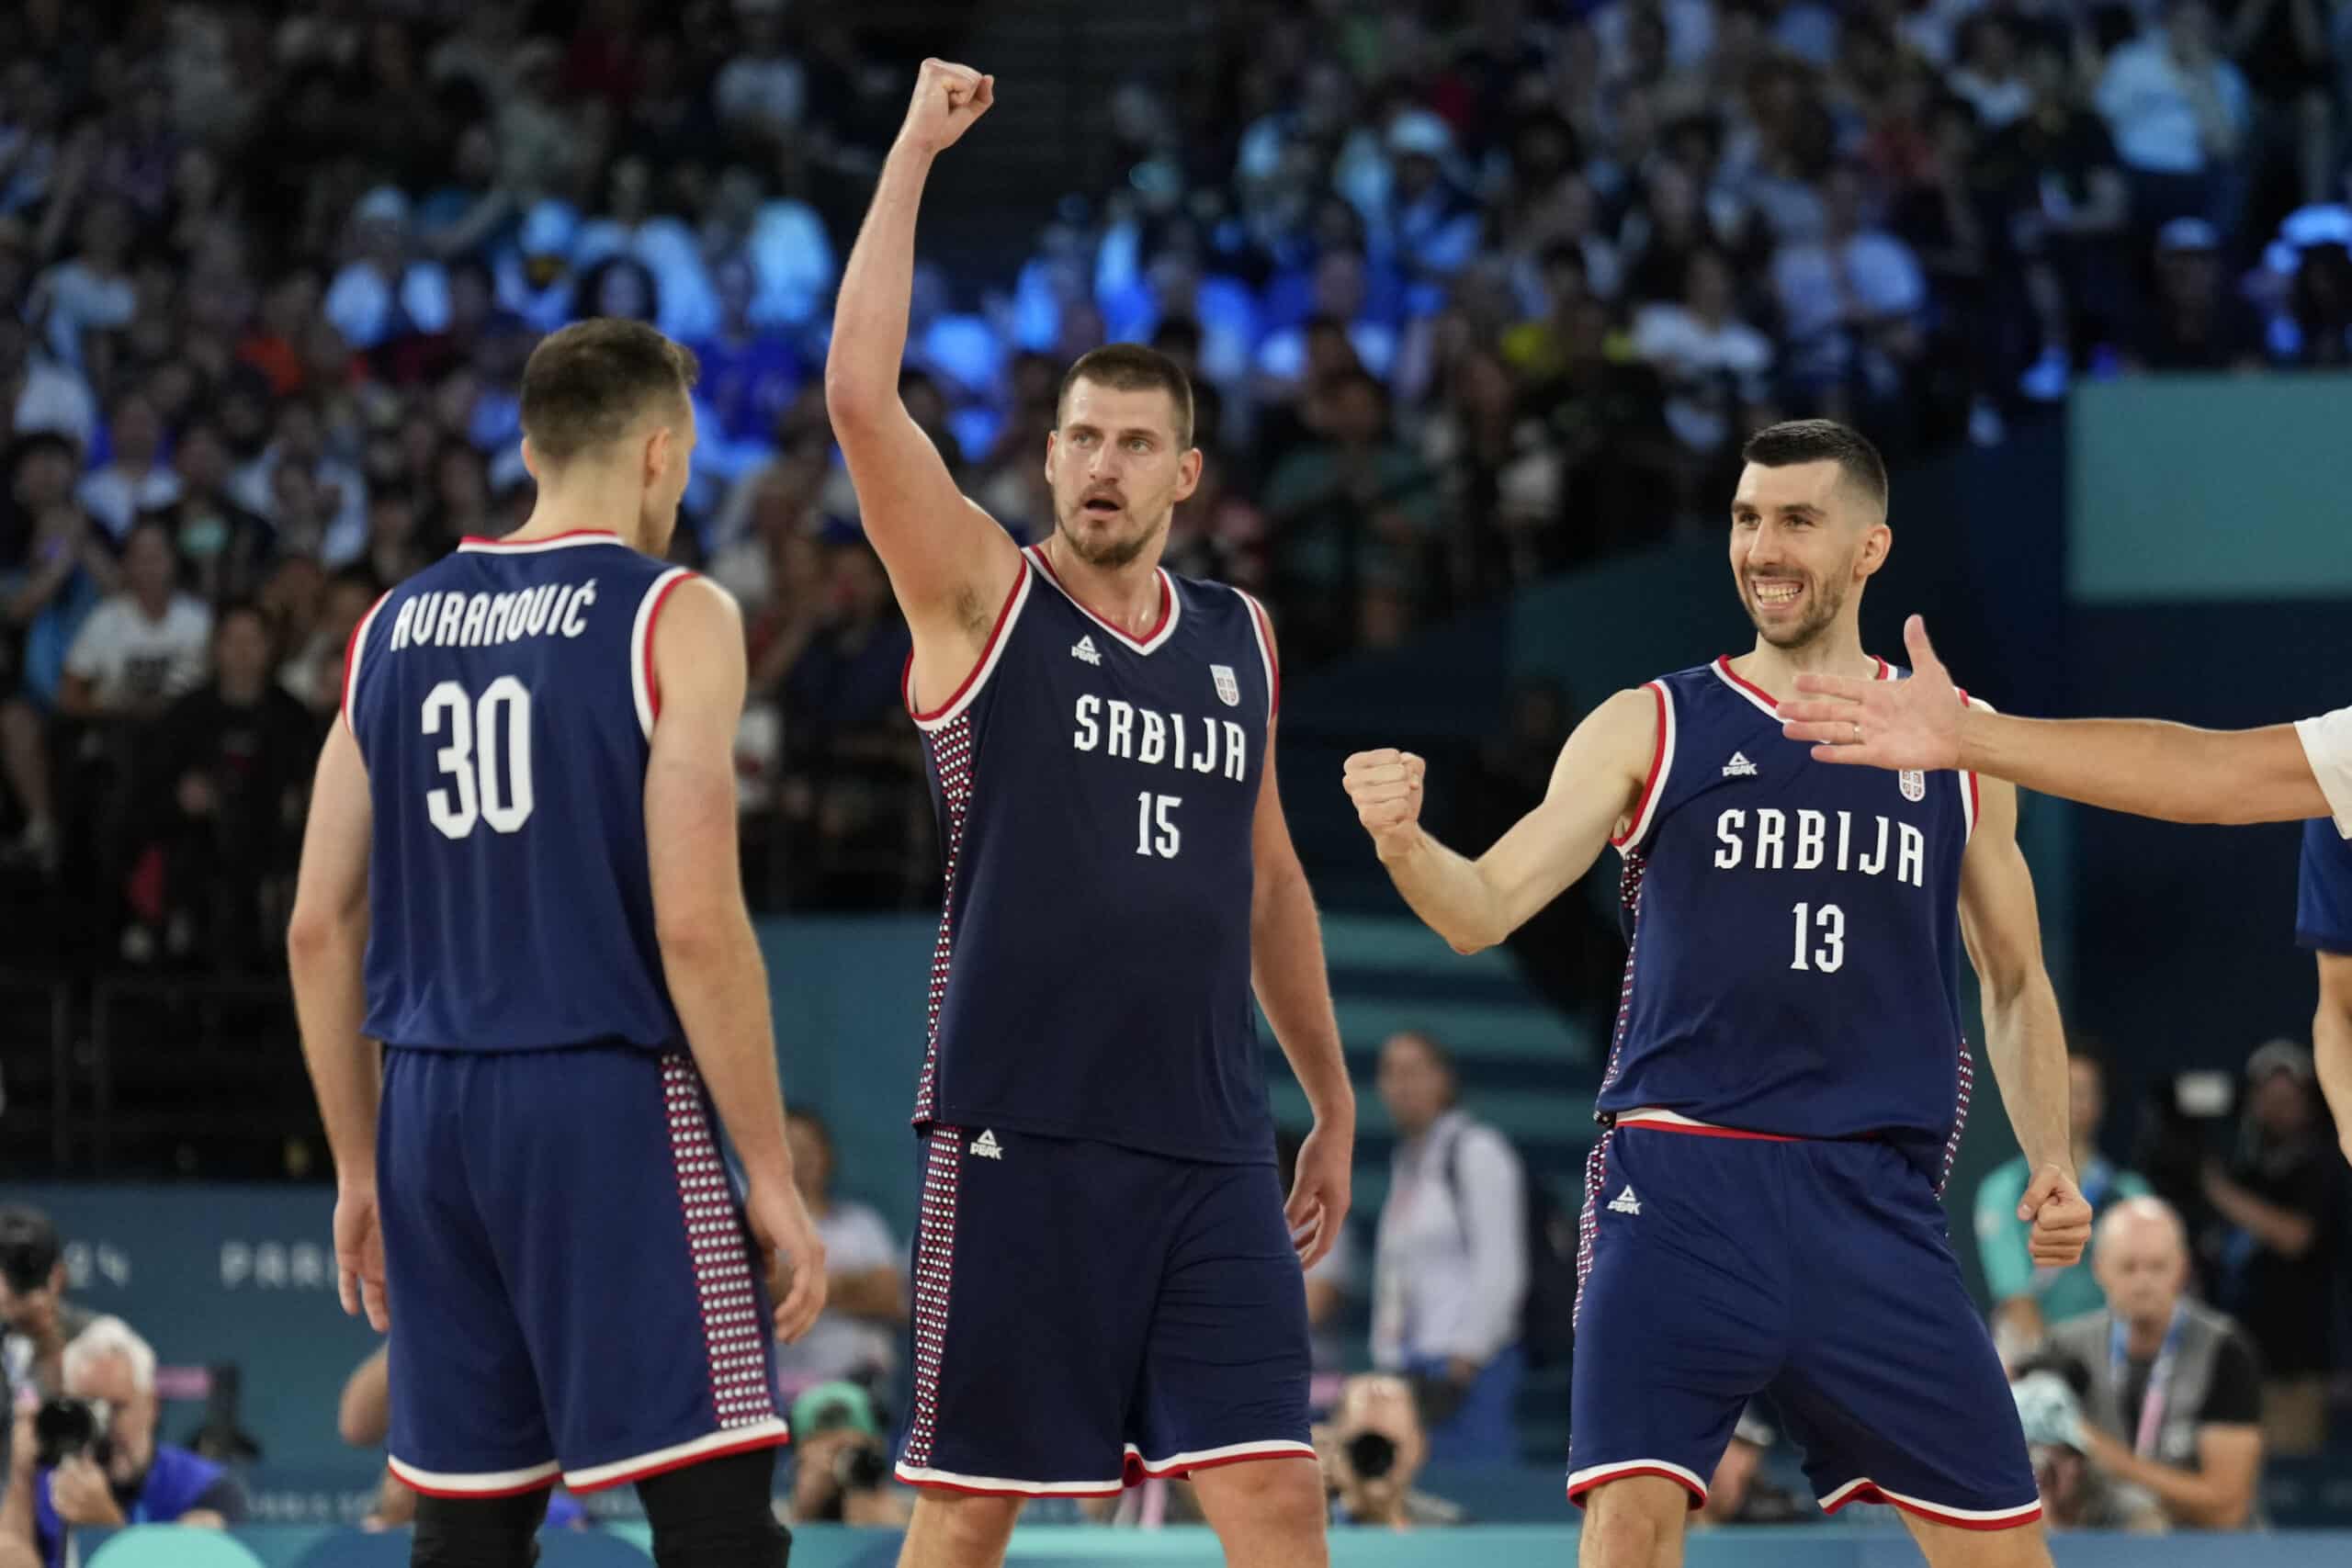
top-left (423, 677), bottom-right (535, 840)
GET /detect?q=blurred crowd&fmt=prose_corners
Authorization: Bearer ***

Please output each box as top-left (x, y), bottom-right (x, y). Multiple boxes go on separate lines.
top-left (8, 0), bottom-right (2352, 957)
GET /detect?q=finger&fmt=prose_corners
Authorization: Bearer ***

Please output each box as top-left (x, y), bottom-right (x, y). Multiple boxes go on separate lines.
top-left (340, 1264), bottom-right (360, 1318)
top-left (1283, 1179), bottom-right (1315, 1229)
top-left (1345, 749), bottom-right (1402, 772)
top-left (363, 1275), bottom-right (390, 1333)
top-left (1809, 744), bottom-right (1870, 766)
top-left (1779, 697), bottom-right (1863, 723)
top-left (1299, 1216), bottom-right (1337, 1271)
top-left (972, 74), bottom-right (995, 111)
top-left (775, 1267), bottom-right (824, 1342)
top-left (1905, 615), bottom-right (1940, 673)
top-left (1781, 719), bottom-right (1860, 744)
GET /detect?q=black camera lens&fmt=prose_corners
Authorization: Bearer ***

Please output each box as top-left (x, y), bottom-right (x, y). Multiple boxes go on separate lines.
top-left (1344, 1430), bottom-right (1397, 1481)
top-left (34, 1398), bottom-right (101, 1470)
top-left (833, 1442), bottom-right (889, 1492)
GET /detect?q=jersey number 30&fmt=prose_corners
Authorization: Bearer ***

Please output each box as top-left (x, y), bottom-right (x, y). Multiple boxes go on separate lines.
top-left (423, 677), bottom-right (535, 840)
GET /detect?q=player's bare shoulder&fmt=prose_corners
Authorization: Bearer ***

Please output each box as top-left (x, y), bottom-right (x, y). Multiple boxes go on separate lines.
top-left (1556, 686), bottom-right (1663, 792)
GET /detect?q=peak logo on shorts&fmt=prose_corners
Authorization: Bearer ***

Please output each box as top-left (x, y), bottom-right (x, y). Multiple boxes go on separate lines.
top-left (969, 1129), bottom-right (1003, 1160)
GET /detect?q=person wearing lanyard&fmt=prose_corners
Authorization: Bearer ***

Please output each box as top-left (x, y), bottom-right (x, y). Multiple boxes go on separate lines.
top-left (2045, 1198), bottom-right (2265, 1529)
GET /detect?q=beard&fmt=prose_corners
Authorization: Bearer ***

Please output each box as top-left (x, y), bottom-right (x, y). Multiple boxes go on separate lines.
top-left (1743, 567), bottom-right (1851, 649)
top-left (1057, 503), bottom-right (1163, 570)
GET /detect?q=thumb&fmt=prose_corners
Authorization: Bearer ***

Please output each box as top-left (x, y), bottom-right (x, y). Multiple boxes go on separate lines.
top-left (1905, 615), bottom-right (1941, 675)
top-left (2018, 1166), bottom-right (2060, 1221)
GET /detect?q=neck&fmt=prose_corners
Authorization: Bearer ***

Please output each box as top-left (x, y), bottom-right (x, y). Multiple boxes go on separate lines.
top-left (1732, 625), bottom-right (1874, 698)
top-left (220, 674), bottom-right (264, 705)
top-left (510, 479), bottom-right (648, 552)
top-left (2125, 1306), bottom-right (2176, 1357)
top-left (1043, 529), bottom-right (1165, 637)
top-left (134, 587), bottom-right (172, 619)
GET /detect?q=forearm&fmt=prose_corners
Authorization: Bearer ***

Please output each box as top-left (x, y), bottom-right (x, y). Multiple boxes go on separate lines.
top-left (289, 922), bottom-right (379, 1185)
top-left (824, 140), bottom-right (933, 412)
top-left (1375, 828), bottom-right (1510, 954)
top-left (2086, 1431), bottom-right (2248, 1528)
top-left (827, 1266), bottom-right (904, 1319)
top-left (661, 914), bottom-right (794, 1187)
top-left (1984, 976), bottom-right (2075, 1177)
top-left (1960, 710), bottom-right (2320, 825)
top-left (1252, 862), bottom-right (1352, 1122)
top-left (2204, 1173), bottom-right (2316, 1255)
top-left (0, 1466), bottom-right (33, 1549)
top-left (2313, 1001), bottom-right (2352, 1159)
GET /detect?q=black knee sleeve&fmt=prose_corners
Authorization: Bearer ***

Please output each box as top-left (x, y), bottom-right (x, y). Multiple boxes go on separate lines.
top-left (639, 1447), bottom-right (793, 1568)
top-left (410, 1486), bottom-right (550, 1568)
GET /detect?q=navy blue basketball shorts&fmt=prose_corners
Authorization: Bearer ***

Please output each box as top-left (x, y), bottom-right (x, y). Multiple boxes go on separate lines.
top-left (378, 1046), bottom-right (788, 1499)
top-left (1566, 1117), bottom-right (2041, 1530)
top-left (892, 1125), bottom-right (1315, 1496)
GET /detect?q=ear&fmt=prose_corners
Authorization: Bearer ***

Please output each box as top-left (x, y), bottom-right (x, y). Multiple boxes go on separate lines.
top-left (1857, 516), bottom-right (1892, 579)
top-left (1172, 445), bottom-right (1203, 504)
top-left (1042, 427), bottom-right (1059, 484)
top-left (643, 425), bottom-right (673, 489)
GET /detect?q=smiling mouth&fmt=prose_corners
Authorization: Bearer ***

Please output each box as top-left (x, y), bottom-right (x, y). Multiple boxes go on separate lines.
top-left (1751, 579), bottom-right (1804, 607)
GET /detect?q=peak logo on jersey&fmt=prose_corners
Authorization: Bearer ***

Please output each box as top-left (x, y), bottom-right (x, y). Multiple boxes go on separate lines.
top-left (1071, 635), bottom-right (1102, 666)
top-left (1211, 663), bottom-right (1240, 706)
top-left (1899, 769), bottom-right (1926, 802)
top-left (1607, 1186), bottom-right (1641, 1216)
top-left (1723, 751), bottom-right (1758, 778)
top-left (970, 1129), bottom-right (1003, 1160)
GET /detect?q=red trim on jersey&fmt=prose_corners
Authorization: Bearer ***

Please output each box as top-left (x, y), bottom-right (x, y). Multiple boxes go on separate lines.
top-left (1610, 682), bottom-right (1669, 849)
top-left (1245, 593), bottom-right (1280, 716)
top-left (642, 570), bottom-right (695, 724)
top-left (458, 528), bottom-right (621, 549)
top-left (1567, 1465), bottom-right (1708, 1509)
top-left (1028, 545), bottom-right (1170, 648)
top-left (1713, 655), bottom-right (1778, 709)
top-left (1822, 1482), bottom-right (2042, 1531)
top-left (906, 560), bottom-right (1031, 722)
top-left (563, 1429), bottom-right (792, 1495)
top-left (1967, 770), bottom-right (1981, 820)
top-left (1613, 1115), bottom-right (1803, 1144)
top-left (340, 589), bottom-right (391, 727)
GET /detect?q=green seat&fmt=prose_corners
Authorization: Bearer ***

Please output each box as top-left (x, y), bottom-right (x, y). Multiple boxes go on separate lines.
top-left (86, 1527), bottom-right (268, 1568)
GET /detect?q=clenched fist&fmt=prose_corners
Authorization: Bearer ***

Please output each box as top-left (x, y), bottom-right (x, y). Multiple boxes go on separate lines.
top-left (1342, 749), bottom-right (1426, 858)
top-left (899, 58), bottom-right (995, 153)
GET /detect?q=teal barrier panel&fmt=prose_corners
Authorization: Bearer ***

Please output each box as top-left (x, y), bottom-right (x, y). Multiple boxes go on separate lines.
top-left (74, 1524), bottom-right (2352, 1568)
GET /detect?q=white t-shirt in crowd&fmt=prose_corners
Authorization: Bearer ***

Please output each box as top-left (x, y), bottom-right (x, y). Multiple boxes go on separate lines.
top-left (2094, 34), bottom-right (2250, 175)
top-left (770, 1198), bottom-right (901, 1384)
top-left (63, 594), bottom-right (211, 709)
top-left (2296, 706), bottom-right (2352, 836)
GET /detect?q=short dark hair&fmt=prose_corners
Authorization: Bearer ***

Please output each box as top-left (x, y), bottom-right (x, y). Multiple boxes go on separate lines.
top-left (1057, 343), bottom-right (1194, 448)
top-left (0, 1206), bottom-right (62, 1294)
top-left (519, 319), bottom-right (698, 464)
top-left (1740, 418), bottom-right (1889, 513)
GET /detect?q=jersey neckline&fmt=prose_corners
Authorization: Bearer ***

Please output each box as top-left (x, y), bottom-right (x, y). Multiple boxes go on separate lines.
top-left (1711, 653), bottom-right (1890, 718)
top-left (1023, 543), bottom-right (1180, 654)
top-left (457, 530), bottom-right (627, 554)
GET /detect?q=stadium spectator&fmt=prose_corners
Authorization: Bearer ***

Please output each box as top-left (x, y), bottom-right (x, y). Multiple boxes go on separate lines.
top-left (1369, 1030), bottom-right (1528, 1465)
top-left (783, 1382), bottom-right (908, 1528)
top-left (0, 1210), bottom-right (92, 1477)
top-left (2124, 217), bottom-right (2268, 369)
top-left (157, 418), bottom-right (276, 604)
top-left (1318, 1372), bottom-right (1460, 1529)
top-left (2094, 0), bottom-right (2254, 232)
top-left (772, 1108), bottom-right (906, 1388)
top-left (2009, 1370), bottom-right (2169, 1532)
top-left (1281, 1126), bottom-right (1359, 1374)
top-left (72, 389), bottom-right (177, 540)
top-left (56, 520), bottom-right (208, 721)
top-left (0, 1316), bottom-right (248, 1567)
top-left (2045, 1197), bottom-right (2265, 1530)
top-left (120, 599), bottom-right (312, 967)
top-left (2198, 1040), bottom-right (2341, 1455)
top-left (1975, 1043), bottom-right (2153, 1370)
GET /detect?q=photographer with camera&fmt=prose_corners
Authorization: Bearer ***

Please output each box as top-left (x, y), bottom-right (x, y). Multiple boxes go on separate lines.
top-left (1317, 1373), bottom-right (1459, 1530)
top-left (783, 1382), bottom-right (908, 1529)
top-left (1, 1317), bottom-right (246, 1567)
top-left (0, 1210), bottom-right (95, 1478)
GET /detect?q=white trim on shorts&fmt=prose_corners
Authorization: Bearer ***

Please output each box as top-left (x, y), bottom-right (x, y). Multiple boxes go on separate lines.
top-left (1124, 1438), bottom-right (1317, 1477)
top-left (1818, 1476), bottom-right (2043, 1529)
top-left (385, 1455), bottom-right (561, 1499)
top-left (562, 1418), bottom-right (792, 1494)
top-left (892, 1461), bottom-right (1127, 1497)
top-left (1566, 1457), bottom-right (1710, 1506)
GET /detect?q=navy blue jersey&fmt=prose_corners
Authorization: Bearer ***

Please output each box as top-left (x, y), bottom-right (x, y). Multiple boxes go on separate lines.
top-left (2297, 818), bottom-right (2352, 953)
top-left (345, 530), bottom-right (692, 1053)
top-left (907, 544), bottom-right (1278, 1163)
top-left (1596, 658), bottom-right (1984, 1183)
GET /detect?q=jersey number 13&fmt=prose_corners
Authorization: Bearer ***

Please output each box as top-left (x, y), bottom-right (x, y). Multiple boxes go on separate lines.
top-left (423, 677), bottom-right (535, 840)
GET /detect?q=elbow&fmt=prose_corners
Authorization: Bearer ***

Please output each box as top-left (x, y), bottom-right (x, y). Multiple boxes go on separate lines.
top-left (656, 907), bottom-right (742, 969)
top-left (822, 363), bottom-right (894, 428)
top-left (286, 905), bottom-right (353, 968)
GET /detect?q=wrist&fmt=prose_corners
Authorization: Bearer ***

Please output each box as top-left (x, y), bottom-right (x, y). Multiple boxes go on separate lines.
top-left (1308, 1085), bottom-right (1357, 1130)
top-left (888, 134), bottom-right (942, 168)
top-left (1374, 825), bottom-right (1426, 865)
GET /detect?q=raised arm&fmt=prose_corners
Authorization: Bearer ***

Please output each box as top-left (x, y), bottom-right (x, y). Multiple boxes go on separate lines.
top-left (1341, 685), bottom-right (1656, 955)
top-left (1782, 615), bottom-right (2333, 826)
top-left (1959, 772), bottom-right (2092, 1268)
top-left (646, 577), bottom-right (826, 1341)
top-left (823, 59), bottom-right (1023, 707)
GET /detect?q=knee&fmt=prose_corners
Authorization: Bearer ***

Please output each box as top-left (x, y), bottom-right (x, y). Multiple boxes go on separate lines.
top-left (910, 1489), bottom-right (1023, 1552)
top-left (640, 1449), bottom-right (791, 1568)
top-left (411, 1487), bottom-right (552, 1568)
top-left (1581, 1479), bottom-right (1685, 1567)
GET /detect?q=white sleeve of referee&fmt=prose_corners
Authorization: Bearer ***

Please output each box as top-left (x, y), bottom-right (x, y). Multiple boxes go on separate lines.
top-left (2294, 705), bottom-right (2352, 838)
top-left (1447, 1126), bottom-right (1530, 1365)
